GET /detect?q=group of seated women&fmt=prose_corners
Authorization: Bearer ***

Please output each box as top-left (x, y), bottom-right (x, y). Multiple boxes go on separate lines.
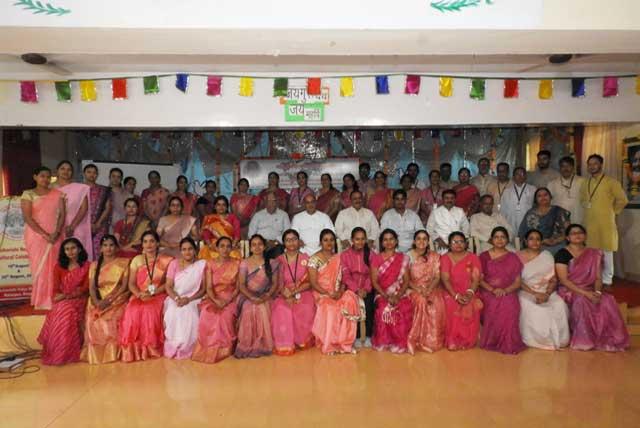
top-left (37, 219), bottom-right (629, 366)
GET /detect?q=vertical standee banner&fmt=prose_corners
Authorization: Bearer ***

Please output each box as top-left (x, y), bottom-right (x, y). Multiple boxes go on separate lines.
top-left (0, 197), bottom-right (32, 302)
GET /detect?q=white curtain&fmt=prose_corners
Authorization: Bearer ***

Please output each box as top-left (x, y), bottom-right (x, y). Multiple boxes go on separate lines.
top-left (581, 125), bottom-right (621, 179)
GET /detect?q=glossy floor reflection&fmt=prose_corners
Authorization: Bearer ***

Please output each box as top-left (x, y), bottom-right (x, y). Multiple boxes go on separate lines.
top-left (2, 337), bottom-right (639, 428)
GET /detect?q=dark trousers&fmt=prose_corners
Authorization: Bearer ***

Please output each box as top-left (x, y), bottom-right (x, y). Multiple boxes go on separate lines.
top-left (357, 291), bottom-right (376, 339)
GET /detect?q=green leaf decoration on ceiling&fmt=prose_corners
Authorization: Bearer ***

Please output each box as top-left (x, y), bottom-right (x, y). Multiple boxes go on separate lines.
top-left (431, 0), bottom-right (494, 13)
top-left (13, 0), bottom-right (71, 16)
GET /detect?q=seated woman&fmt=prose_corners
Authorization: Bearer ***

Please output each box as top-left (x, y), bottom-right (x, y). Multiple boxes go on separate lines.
top-left (163, 238), bottom-right (207, 359)
top-left (340, 227), bottom-right (374, 348)
top-left (453, 168), bottom-right (480, 217)
top-left (119, 231), bottom-right (173, 362)
top-left (440, 232), bottom-right (483, 351)
top-left (555, 224), bottom-right (629, 352)
top-left (367, 171), bottom-right (393, 221)
top-left (38, 238), bottom-right (90, 365)
top-left (316, 173), bottom-right (341, 223)
top-left (407, 230), bottom-right (444, 354)
top-left (370, 229), bottom-right (412, 354)
top-left (81, 235), bottom-right (130, 364)
top-left (192, 237), bottom-right (240, 364)
top-left (518, 188), bottom-right (570, 255)
top-left (518, 229), bottom-right (570, 350)
top-left (272, 229), bottom-right (316, 355)
top-left (478, 227), bottom-right (526, 354)
top-left (235, 235), bottom-right (280, 358)
top-left (113, 198), bottom-right (151, 259)
top-left (310, 229), bottom-right (363, 355)
top-left (199, 196), bottom-right (242, 260)
top-left (157, 196), bottom-right (198, 258)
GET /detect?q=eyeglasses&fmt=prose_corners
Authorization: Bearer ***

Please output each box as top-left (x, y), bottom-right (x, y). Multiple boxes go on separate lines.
top-left (284, 237), bottom-right (299, 242)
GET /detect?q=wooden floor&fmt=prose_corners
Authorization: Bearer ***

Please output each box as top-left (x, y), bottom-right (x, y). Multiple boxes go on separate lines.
top-left (1, 338), bottom-right (639, 428)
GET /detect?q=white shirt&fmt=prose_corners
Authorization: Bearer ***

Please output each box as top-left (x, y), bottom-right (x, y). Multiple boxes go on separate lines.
top-left (412, 178), bottom-right (427, 191)
top-left (426, 205), bottom-right (470, 244)
top-left (470, 211), bottom-right (514, 252)
top-left (471, 174), bottom-right (498, 196)
top-left (248, 208), bottom-right (291, 244)
top-left (291, 210), bottom-right (335, 256)
top-left (380, 209), bottom-right (424, 252)
top-left (547, 174), bottom-right (586, 225)
top-left (500, 182), bottom-right (536, 233)
top-left (335, 206), bottom-right (380, 244)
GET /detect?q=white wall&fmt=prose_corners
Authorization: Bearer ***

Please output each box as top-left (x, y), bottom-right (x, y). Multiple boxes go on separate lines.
top-left (2, 74), bottom-right (640, 128)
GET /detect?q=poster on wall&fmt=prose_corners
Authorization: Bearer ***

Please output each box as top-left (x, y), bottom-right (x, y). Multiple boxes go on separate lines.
top-left (623, 140), bottom-right (640, 208)
top-left (0, 197), bottom-right (32, 302)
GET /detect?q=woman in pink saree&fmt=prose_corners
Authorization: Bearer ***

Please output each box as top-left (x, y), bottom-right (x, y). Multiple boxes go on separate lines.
top-left (21, 166), bottom-right (66, 310)
top-left (140, 170), bottom-right (170, 227)
top-left (171, 175), bottom-right (198, 216)
top-left (230, 178), bottom-right (260, 240)
top-left (273, 229), bottom-right (316, 355)
top-left (54, 160), bottom-right (93, 260)
top-left (163, 238), bottom-right (206, 359)
top-left (407, 230), bottom-right (445, 354)
top-left (441, 231), bottom-right (483, 351)
top-left (316, 173), bottom-right (341, 223)
top-left (340, 173), bottom-right (358, 209)
top-left (199, 196), bottom-right (242, 260)
top-left (235, 234), bottom-right (280, 358)
top-left (192, 237), bottom-right (240, 363)
top-left (367, 171), bottom-right (393, 221)
top-left (310, 229), bottom-right (362, 355)
top-left (370, 229), bottom-right (413, 353)
top-left (157, 197), bottom-right (198, 258)
top-left (555, 224), bottom-right (629, 352)
top-left (400, 174), bottom-right (422, 213)
top-left (478, 227), bottom-right (526, 354)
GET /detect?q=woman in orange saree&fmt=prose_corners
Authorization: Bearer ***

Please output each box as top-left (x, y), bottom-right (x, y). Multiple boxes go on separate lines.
top-left (316, 173), bottom-right (341, 223)
top-left (310, 229), bottom-right (362, 355)
top-left (366, 171), bottom-right (393, 221)
top-left (21, 166), bottom-right (66, 310)
top-left (157, 197), bottom-right (197, 258)
top-left (199, 196), bottom-right (241, 260)
top-left (230, 178), bottom-right (260, 239)
top-left (119, 231), bottom-right (173, 362)
top-left (192, 237), bottom-right (240, 363)
top-left (171, 175), bottom-right (198, 216)
top-left (81, 235), bottom-right (130, 364)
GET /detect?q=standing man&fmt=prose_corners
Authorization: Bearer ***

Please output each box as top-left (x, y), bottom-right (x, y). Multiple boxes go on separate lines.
top-left (335, 190), bottom-right (380, 251)
top-left (248, 192), bottom-right (291, 259)
top-left (426, 189), bottom-right (469, 254)
top-left (580, 154), bottom-right (628, 286)
top-left (471, 157), bottom-right (497, 196)
top-left (470, 195), bottom-right (514, 252)
top-left (380, 189), bottom-right (424, 252)
top-left (490, 162), bottom-right (511, 213)
top-left (439, 162), bottom-right (459, 189)
top-left (291, 194), bottom-right (335, 256)
top-left (500, 167), bottom-right (536, 234)
top-left (357, 162), bottom-right (373, 201)
top-left (528, 150), bottom-right (561, 189)
top-left (548, 156), bottom-right (586, 224)
top-left (406, 162), bottom-right (427, 190)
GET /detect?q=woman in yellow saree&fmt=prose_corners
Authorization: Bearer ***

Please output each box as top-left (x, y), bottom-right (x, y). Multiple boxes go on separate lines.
top-left (199, 196), bottom-right (242, 260)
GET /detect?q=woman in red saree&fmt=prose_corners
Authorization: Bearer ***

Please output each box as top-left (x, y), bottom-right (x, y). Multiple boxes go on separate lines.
top-left (21, 166), bottom-right (66, 310)
top-left (199, 195), bottom-right (242, 260)
top-left (273, 229), bottom-right (316, 355)
top-left (340, 173), bottom-right (358, 209)
top-left (310, 229), bottom-right (362, 355)
top-left (157, 197), bottom-right (198, 258)
top-left (119, 231), bottom-right (173, 362)
top-left (453, 168), bottom-right (480, 217)
top-left (478, 227), bottom-right (526, 354)
top-left (441, 231), bottom-right (483, 351)
top-left (407, 230), bottom-right (445, 354)
top-left (258, 171), bottom-right (289, 212)
top-left (235, 235), bottom-right (280, 358)
top-left (140, 170), bottom-right (170, 227)
top-left (370, 229), bottom-right (413, 353)
top-left (81, 235), bottom-right (130, 364)
top-left (113, 198), bottom-right (151, 258)
top-left (38, 238), bottom-right (90, 365)
top-left (367, 171), bottom-right (393, 221)
top-left (288, 171), bottom-right (315, 218)
top-left (171, 175), bottom-right (198, 216)
top-left (316, 173), bottom-right (341, 223)
top-left (192, 237), bottom-right (240, 363)
top-left (555, 224), bottom-right (629, 352)
top-left (231, 178), bottom-right (260, 239)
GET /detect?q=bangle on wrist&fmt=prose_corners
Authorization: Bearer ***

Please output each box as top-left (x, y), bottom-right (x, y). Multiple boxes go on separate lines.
top-left (454, 293), bottom-right (461, 301)
top-left (595, 290), bottom-right (602, 295)
top-left (466, 288), bottom-right (474, 295)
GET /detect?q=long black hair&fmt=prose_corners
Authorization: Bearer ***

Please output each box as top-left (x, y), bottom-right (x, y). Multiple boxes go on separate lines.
top-left (58, 238), bottom-right (89, 269)
top-left (350, 227), bottom-right (370, 267)
top-left (93, 235), bottom-right (119, 300)
top-left (249, 234), bottom-right (272, 286)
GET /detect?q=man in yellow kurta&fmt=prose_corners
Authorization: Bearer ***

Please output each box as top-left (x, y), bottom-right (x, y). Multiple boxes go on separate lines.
top-left (580, 154), bottom-right (628, 285)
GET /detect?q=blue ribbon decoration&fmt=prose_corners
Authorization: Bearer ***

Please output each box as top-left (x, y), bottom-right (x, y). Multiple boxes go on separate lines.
top-left (175, 73), bottom-right (189, 93)
top-left (376, 76), bottom-right (390, 94)
top-left (571, 78), bottom-right (586, 98)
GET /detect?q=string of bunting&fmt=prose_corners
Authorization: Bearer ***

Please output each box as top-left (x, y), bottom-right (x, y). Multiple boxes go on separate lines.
top-left (12, 73), bottom-right (640, 103)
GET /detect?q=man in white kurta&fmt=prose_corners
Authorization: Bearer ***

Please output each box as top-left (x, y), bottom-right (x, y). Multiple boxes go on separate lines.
top-left (500, 167), bottom-right (536, 235)
top-left (380, 189), bottom-right (424, 252)
top-left (470, 194), bottom-right (514, 252)
top-left (471, 157), bottom-right (498, 196)
top-left (291, 194), bottom-right (335, 256)
top-left (547, 156), bottom-right (586, 225)
top-left (335, 190), bottom-right (380, 250)
top-left (528, 150), bottom-right (561, 189)
top-left (426, 189), bottom-right (470, 254)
